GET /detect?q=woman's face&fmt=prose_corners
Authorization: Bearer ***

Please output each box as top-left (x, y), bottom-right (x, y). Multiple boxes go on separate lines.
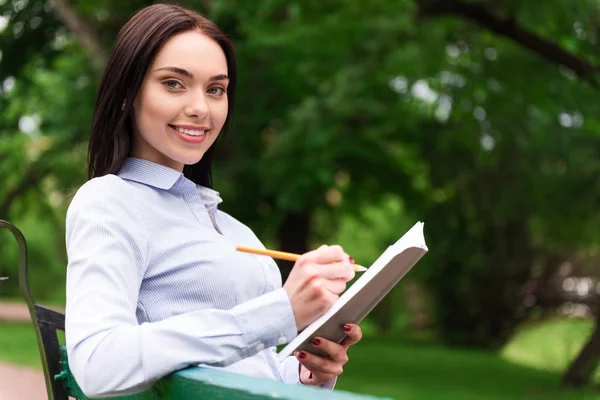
top-left (130, 29), bottom-right (229, 171)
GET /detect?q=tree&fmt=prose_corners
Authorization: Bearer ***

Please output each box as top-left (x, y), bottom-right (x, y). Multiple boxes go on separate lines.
top-left (1, 2), bottom-right (600, 380)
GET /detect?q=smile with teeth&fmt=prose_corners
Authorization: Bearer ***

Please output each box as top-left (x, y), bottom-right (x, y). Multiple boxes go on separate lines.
top-left (171, 125), bottom-right (207, 136)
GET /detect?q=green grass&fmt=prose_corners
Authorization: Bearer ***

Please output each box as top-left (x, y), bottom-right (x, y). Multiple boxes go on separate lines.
top-left (338, 337), bottom-right (598, 400)
top-left (0, 319), bottom-right (598, 399)
top-left (502, 317), bottom-right (598, 378)
top-left (0, 321), bottom-right (43, 369)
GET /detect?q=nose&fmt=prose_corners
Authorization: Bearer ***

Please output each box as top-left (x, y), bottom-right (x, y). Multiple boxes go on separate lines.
top-left (184, 90), bottom-right (209, 119)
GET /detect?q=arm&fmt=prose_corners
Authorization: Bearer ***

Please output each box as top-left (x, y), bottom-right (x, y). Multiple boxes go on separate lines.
top-left (65, 179), bottom-right (297, 398)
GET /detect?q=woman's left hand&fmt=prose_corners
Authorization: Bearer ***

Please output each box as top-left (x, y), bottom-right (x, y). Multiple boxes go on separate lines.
top-left (295, 323), bottom-right (362, 385)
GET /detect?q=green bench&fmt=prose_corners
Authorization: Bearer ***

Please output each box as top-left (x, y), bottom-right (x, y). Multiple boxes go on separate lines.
top-left (55, 345), bottom-right (392, 399)
top-left (1, 219), bottom-right (392, 400)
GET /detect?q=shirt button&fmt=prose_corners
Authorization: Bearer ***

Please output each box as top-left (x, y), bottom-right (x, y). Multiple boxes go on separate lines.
top-left (277, 336), bottom-right (287, 345)
top-left (256, 343), bottom-right (265, 352)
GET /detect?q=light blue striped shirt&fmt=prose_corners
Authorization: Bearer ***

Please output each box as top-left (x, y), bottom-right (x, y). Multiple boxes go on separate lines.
top-left (65, 158), bottom-right (334, 398)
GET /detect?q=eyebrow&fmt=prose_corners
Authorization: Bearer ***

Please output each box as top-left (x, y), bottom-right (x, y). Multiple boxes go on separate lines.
top-left (155, 66), bottom-right (229, 81)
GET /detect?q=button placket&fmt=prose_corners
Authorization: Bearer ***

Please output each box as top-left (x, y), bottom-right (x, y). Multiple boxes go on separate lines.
top-left (178, 179), bottom-right (214, 229)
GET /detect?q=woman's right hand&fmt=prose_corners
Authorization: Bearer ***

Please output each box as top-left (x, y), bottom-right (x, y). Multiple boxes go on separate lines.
top-left (283, 245), bottom-right (355, 331)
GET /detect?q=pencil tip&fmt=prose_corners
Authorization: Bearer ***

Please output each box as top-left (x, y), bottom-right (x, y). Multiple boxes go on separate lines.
top-left (356, 266), bottom-right (367, 272)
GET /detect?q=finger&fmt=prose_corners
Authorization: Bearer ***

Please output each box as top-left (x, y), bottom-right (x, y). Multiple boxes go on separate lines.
top-left (321, 277), bottom-right (347, 295)
top-left (295, 351), bottom-right (342, 379)
top-left (302, 245), bottom-right (349, 265)
top-left (310, 261), bottom-right (355, 281)
top-left (310, 337), bottom-right (348, 363)
top-left (340, 323), bottom-right (362, 347)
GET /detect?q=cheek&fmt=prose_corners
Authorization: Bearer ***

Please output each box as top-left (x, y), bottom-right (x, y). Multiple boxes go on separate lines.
top-left (137, 87), bottom-right (177, 128)
top-left (212, 100), bottom-right (229, 129)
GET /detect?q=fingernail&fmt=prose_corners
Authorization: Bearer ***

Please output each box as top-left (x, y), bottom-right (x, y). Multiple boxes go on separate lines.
top-left (343, 324), bottom-right (351, 332)
top-left (312, 338), bottom-right (321, 346)
top-left (309, 372), bottom-right (313, 379)
top-left (298, 351), bottom-right (307, 359)
top-left (349, 257), bottom-right (355, 264)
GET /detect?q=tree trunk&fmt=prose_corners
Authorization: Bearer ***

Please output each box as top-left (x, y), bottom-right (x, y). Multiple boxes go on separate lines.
top-left (403, 280), bottom-right (431, 331)
top-left (52, 0), bottom-right (108, 73)
top-left (276, 210), bottom-right (311, 283)
top-left (369, 295), bottom-right (394, 334)
top-left (562, 314), bottom-right (600, 387)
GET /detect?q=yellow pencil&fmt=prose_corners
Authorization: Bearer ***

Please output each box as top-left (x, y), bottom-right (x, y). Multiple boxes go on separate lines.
top-left (236, 245), bottom-right (367, 272)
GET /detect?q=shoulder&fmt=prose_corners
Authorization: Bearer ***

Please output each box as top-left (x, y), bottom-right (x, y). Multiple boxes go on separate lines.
top-left (65, 175), bottom-right (151, 253)
top-left (67, 175), bottom-right (143, 220)
top-left (74, 174), bottom-right (131, 194)
top-left (69, 174), bottom-right (134, 204)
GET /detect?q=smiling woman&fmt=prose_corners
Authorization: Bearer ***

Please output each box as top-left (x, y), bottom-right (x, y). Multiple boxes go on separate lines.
top-left (64, 3), bottom-right (363, 399)
top-left (87, 5), bottom-right (237, 188)
top-left (130, 30), bottom-right (229, 170)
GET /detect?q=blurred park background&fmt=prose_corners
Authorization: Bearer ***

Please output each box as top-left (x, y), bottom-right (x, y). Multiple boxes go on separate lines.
top-left (1, 0), bottom-right (600, 399)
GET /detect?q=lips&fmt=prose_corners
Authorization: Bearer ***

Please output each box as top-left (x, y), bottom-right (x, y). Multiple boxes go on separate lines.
top-left (168, 124), bottom-right (209, 144)
top-left (169, 124), bottom-right (207, 136)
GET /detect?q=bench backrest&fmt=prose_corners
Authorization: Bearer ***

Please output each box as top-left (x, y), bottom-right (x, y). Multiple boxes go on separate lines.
top-left (0, 220), bottom-right (69, 399)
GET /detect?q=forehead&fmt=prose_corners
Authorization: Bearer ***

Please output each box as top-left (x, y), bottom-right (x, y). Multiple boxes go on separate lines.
top-left (152, 30), bottom-right (227, 75)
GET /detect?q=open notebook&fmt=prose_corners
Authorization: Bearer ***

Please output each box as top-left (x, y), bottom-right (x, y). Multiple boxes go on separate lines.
top-left (278, 221), bottom-right (428, 361)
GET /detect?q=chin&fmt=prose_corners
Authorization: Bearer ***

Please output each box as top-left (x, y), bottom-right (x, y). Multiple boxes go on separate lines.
top-left (175, 152), bottom-right (208, 167)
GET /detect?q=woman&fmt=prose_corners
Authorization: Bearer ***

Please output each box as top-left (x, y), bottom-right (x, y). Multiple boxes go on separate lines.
top-left (65, 3), bottom-right (362, 398)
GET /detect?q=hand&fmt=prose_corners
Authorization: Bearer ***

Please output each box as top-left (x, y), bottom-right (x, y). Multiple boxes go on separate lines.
top-left (283, 245), bottom-right (355, 331)
top-left (295, 323), bottom-right (363, 385)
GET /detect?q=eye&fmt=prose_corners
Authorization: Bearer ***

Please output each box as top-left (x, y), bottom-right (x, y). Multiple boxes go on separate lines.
top-left (207, 86), bottom-right (226, 96)
top-left (163, 80), bottom-right (183, 90)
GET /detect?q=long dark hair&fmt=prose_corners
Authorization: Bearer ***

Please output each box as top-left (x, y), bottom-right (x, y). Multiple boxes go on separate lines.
top-left (87, 4), bottom-right (236, 188)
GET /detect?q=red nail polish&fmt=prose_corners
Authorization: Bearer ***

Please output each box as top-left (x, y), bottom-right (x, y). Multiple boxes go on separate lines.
top-left (343, 324), bottom-right (351, 332)
top-left (312, 338), bottom-right (321, 346)
top-left (298, 351), bottom-right (306, 359)
top-left (349, 257), bottom-right (355, 264)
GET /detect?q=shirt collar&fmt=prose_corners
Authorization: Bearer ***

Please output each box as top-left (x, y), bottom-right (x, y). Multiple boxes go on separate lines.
top-left (197, 185), bottom-right (223, 209)
top-left (117, 158), bottom-right (224, 207)
top-left (118, 158), bottom-right (183, 190)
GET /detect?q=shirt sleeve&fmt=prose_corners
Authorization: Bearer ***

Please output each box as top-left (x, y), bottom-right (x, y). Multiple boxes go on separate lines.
top-left (64, 177), bottom-right (298, 398)
top-left (278, 355), bottom-right (337, 390)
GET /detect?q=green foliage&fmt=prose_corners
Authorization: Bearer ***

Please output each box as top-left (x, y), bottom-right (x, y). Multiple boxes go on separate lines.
top-left (1, 0), bottom-right (600, 355)
top-left (404, 5), bottom-right (600, 346)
